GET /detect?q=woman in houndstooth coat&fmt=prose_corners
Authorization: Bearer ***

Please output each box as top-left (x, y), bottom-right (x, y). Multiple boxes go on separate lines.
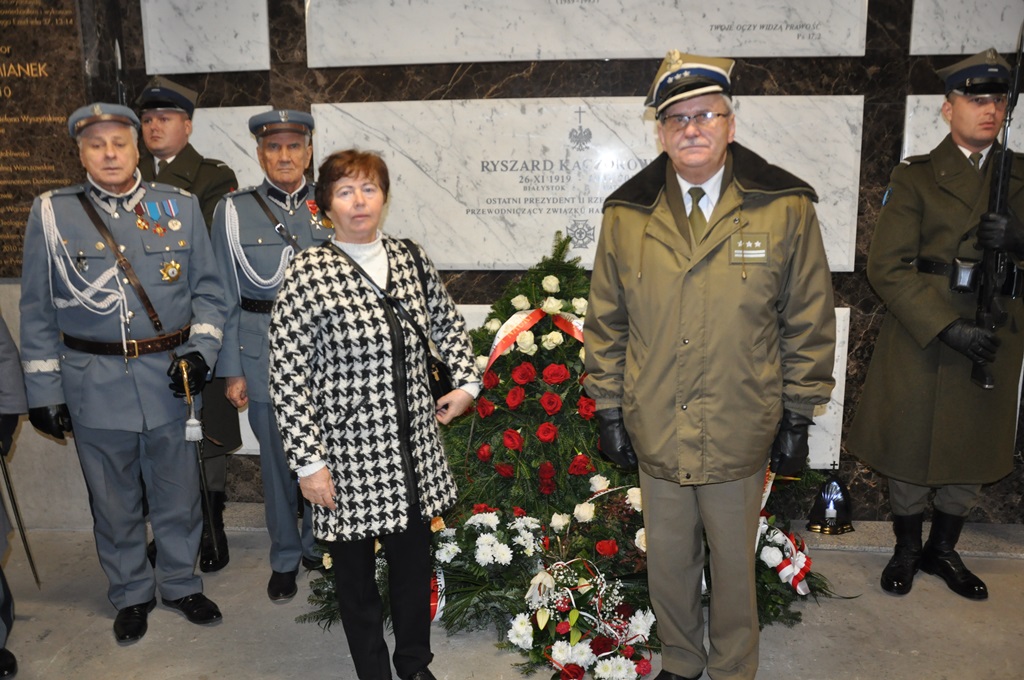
top-left (269, 150), bottom-right (479, 680)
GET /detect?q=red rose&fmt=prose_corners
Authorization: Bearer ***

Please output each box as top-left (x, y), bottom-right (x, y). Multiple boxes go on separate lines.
top-left (621, 645), bottom-right (635, 659)
top-left (503, 429), bottom-right (524, 452)
top-left (590, 636), bottom-right (615, 655)
top-left (560, 664), bottom-right (585, 680)
top-left (536, 422), bottom-right (558, 443)
top-left (482, 370), bottom-right (500, 389)
top-left (595, 539), bottom-right (619, 557)
top-left (541, 363), bottom-right (571, 385)
top-left (476, 397), bottom-right (495, 418)
top-left (539, 480), bottom-right (556, 495)
top-left (567, 454), bottom-right (595, 476)
top-left (476, 443), bottom-right (492, 462)
top-left (577, 395), bottom-right (596, 420)
top-left (511, 362), bottom-right (537, 385)
top-left (538, 461), bottom-right (556, 480)
top-left (635, 659), bottom-right (652, 675)
top-left (555, 621), bottom-right (571, 635)
top-left (472, 503), bottom-right (498, 514)
top-left (539, 391), bottom-right (563, 415)
top-left (614, 603), bottom-right (635, 619)
top-left (505, 386), bottom-right (526, 410)
top-left (513, 506), bottom-right (526, 517)
top-left (495, 463), bottom-right (515, 478)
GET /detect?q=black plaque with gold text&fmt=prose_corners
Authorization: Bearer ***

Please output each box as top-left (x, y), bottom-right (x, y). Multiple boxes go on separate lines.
top-left (0, 0), bottom-right (85, 277)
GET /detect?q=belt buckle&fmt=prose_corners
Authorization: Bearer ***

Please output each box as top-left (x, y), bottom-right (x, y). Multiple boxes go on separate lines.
top-left (124, 339), bottom-right (140, 359)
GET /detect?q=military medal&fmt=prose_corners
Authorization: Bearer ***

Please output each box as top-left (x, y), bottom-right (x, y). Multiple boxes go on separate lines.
top-left (154, 225), bottom-right (167, 237)
top-left (160, 260), bottom-right (182, 282)
top-left (133, 204), bottom-right (149, 230)
top-left (307, 199), bottom-right (321, 229)
top-left (75, 252), bottom-right (89, 273)
top-left (168, 219), bottom-right (182, 231)
top-left (163, 199), bottom-right (181, 231)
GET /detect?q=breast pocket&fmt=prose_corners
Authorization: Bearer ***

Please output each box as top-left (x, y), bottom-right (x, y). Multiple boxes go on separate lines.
top-left (62, 239), bottom-right (114, 288)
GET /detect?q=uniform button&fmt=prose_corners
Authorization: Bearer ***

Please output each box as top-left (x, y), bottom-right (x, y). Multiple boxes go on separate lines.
top-left (122, 278), bottom-right (129, 284)
top-left (681, 404), bottom-right (687, 410)
top-left (684, 473), bottom-right (691, 480)
top-left (683, 338), bottom-right (689, 344)
top-left (257, 238), bottom-right (263, 244)
top-left (127, 311), bottom-right (135, 319)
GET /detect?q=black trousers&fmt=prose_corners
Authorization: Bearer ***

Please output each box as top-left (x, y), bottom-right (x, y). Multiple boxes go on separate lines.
top-left (328, 509), bottom-right (433, 680)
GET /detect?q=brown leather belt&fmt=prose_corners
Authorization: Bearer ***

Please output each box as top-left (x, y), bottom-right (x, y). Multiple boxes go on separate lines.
top-left (63, 326), bottom-right (190, 358)
top-left (240, 297), bottom-right (274, 313)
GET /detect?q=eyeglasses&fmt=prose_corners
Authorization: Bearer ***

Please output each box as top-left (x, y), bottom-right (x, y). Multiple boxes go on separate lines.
top-left (660, 111), bottom-right (730, 131)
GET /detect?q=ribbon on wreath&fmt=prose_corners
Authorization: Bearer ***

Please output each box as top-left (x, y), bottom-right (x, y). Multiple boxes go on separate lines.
top-left (775, 532), bottom-right (812, 595)
top-left (430, 568), bottom-right (446, 622)
top-left (486, 309), bottom-right (586, 373)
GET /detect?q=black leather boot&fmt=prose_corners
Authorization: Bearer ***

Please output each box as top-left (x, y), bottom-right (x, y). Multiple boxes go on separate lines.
top-left (199, 491), bottom-right (229, 573)
top-left (920, 510), bottom-right (988, 600)
top-left (880, 513), bottom-right (923, 595)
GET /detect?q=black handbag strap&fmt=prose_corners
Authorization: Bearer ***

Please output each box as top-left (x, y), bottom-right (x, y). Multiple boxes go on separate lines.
top-left (77, 192), bottom-right (165, 333)
top-left (251, 191), bottom-right (300, 249)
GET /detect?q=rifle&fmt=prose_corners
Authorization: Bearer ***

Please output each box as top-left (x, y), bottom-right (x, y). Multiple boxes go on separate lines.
top-left (972, 24), bottom-right (1024, 389)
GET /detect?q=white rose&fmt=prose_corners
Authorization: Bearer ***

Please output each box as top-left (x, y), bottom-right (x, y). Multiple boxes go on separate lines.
top-left (626, 487), bottom-right (643, 512)
top-left (484, 317), bottom-right (502, 333)
top-left (474, 355), bottom-right (489, 372)
top-left (550, 512), bottom-right (570, 532)
top-left (589, 474), bottom-right (610, 493)
top-left (573, 502), bottom-right (596, 523)
top-left (760, 546), bottom-right (784, 568)
top-left (541, 296), bottom-right (564, 315)
top-left (520, 343), bottom-right (538, 356)
top-left (542, 275), bottom-right (560, 293)
top-left (511, 294), bottom-right (531, 311)
top-left (516, 330), bottom-right (535, 350)
top-left (540, 331), bottom-right (564, 351)
top-left (572, 297), bottom-right (588, 316)
top-left (579, 347), bottom-right (586, 363)
top-left (635, 527), bottom-right (647, 553)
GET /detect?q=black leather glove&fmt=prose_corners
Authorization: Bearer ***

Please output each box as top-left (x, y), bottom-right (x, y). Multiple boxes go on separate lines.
top-left (770, 410), bottom-right (813, 478)
top-left (977, 212), bottom-right (1024, 257)
top-left (595, 408), bottom-right (638, 470)
top-left (28, 404), bottom-right (72, 441)
top-left (167, 352), bottom-right (209, 398)
top-left (938, 319), bottom-right (1000, 363)
top-left (1, 413), bottom-right (19, 454)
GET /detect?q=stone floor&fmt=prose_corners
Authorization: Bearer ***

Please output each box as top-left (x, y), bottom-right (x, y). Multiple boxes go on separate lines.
top-left (3, 507), bottom-right (1022, 679)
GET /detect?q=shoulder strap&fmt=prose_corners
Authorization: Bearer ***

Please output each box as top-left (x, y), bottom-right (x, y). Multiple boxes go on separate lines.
top-left (251, 191), bottom-right (300, 249)
top-left (76, 193), bottom-right (165, 333)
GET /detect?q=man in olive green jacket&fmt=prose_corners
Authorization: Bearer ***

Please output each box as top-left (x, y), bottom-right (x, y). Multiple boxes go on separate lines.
top-left (848, 49), bottom-right (1023, 601)
top-left (584, 52), bottom-right (836, 680)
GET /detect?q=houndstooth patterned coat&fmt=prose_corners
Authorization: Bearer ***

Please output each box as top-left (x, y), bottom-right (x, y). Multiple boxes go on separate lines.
top-left (268, 237), bottom-right (478, 542)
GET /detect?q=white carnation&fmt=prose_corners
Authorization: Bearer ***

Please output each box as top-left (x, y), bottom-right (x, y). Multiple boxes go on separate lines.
top-left (510, 294), bottom-right (531, 311)
top-left (573, 502), bottom-right (596, 523)
top-left (492, 543), bottom-right (514, 565)
top-left (542, 275), bottom-right (560, 293)
top-left (507, 613), bottom-right (533, 649)
top-left (541, 296), bottom-right (564, 315)
top-left (435, 542), bottom-right (461, 564)
top-left (550, 641), bottom-right (573, 665)
top-left (626, 487), bottom-right (643, 512)
top-left (572, 297), bottom-right (588, 316)
top-left (593, 656), bottom-right (635, 679)
top-left (465, 512), bottom-right (500, 530)
top-left (550, 512), bottom-right (570, 532)
top-left (589, 474), bottom-right (610, 493)
top-left (760, 545), bottom-right (784, 568)
top-left (570, 641), bottom-right (597, 668)
top-left (627, 608), bottom-right (656, 640)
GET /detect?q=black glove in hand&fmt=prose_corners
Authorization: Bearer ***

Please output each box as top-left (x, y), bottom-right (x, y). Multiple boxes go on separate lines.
top-left (595, 408), bottom-right (639, 470)
top-left (770, 410), bottom-right (813, 478)
top-left (28, 404), bottom-right (72, 440)
top-left (977, 212), bottom-right (1024, 257)
top-left (167, 351), bottom-right (209, 398)
top-left (938, 319), bottom-right (1000, 363)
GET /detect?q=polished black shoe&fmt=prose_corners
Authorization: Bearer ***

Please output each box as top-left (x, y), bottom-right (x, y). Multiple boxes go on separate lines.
top-left (267, 569), bottom-right (298, 601)
top-left (920, 510), bottom-right (988, 600)
top-left (113, 598), bottom-right (156, 644)
top-left (0, 648), bottom-right (16, 677)
top-left (404, 669), bottom-right (438, 680)
top-left (654, 671), bottom-right (702, 680)
top-left (301, 554), bottom-right (324, 572)
top-left (161, 593), bottom-right (223, 624)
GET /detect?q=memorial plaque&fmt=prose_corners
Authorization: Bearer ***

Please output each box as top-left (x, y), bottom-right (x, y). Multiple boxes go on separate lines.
top-left (140, 0), bottom-right (270, 74)
top-left (910, 0), bottom-right (1023, 55)
top-left (312, 96), bottom-right (861, 272)
top-left (0, 0), bottom-right (86, 277)
top-left (903, 94), bottom-right (1024, 159)
top-left (307, 0), bottom-right (869, 67)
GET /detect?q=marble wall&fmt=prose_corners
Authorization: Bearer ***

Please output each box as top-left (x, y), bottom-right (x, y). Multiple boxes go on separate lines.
top-left (63, 0), bottom-right (1024, 523)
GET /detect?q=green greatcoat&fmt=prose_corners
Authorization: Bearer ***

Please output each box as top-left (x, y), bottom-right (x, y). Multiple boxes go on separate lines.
top-left (848, 135), bottom-right (1024, 486)
top-left (140, 143), bottom-right (237, 229)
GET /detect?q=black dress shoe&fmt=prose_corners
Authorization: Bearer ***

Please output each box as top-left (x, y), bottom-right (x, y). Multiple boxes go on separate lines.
top-left (920, 548), bottom-right (988, 600)
top-left (161, 593), bottom-right (223, 624)
top-left (880, 546), bottom-right (921, 595)
top-left (267, 569), bottom-right (298, 601)
top-left (654, 671), bottom-right (701, 680)
top-left (404, 669), bottom-right (437, 680)
top-left (113, 598), bottom-right (156, 644)
top-left (0, 647), bottom-right (17, 677)
top-left (301, 554), bottom-right (324, 572)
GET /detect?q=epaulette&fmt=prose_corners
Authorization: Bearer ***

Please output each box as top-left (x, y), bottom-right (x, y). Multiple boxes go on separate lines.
top-left (899, 154), bottom-right (929, 166)
top-left (227, 185), bottom-right (259, 197)
top-left (201, 157), bottom-right (231, 169)
top-left (146, 182), bottom-right (193, 197)
top-left (41, 185), bottom-right (86, 200)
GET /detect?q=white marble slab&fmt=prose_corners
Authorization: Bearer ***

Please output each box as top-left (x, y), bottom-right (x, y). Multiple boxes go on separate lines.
top-left (809, 307), bottom-right (848, 470)
top-left (910, 0), bottom-right (1023, 55)
top-left (190, 105), bottom-right (272, 190)
top-left (311, 96), bottom-right (861, 272)
top-left (902, 94), bottom-right (1024, 159)
top-left (140, 0), bottom-right (270, 74)
top-left (306, 0), bottom-right (868, 67)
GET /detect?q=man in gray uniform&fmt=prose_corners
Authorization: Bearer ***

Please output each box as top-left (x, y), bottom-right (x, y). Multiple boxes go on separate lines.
top-left (20, 103), bottom-right (228, 643)
top-left (0, 311), bottom-right (25, 677)
top-left (211, 110), bottom-right (329, 602)
top-left (137, 75), bottom-right (240, 573)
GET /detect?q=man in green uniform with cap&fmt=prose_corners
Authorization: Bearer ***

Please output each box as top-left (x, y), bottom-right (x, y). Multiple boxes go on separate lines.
top-left (849, 48), bottom-right (1024, 601)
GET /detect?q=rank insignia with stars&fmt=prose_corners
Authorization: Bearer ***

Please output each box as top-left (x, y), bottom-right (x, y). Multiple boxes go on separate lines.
top-left (730, 232), bottom-right (769, 264)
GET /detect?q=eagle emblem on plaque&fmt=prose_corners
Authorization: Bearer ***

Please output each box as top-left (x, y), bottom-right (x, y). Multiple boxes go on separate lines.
top-left (568, 125), bottom-right (592, 152)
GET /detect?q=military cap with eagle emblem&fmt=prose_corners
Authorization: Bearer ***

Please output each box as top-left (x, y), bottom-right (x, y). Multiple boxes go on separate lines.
top-left (247, 109), bottom-right (315, 138)
top-left (646, 51), bottom-right (736, 115)
top-left (67, 102), bottom-right (140, 138)
top-left (136, 75), bottom-right (199, 118)
top-left (936, 48), bottom-right (1011, 96)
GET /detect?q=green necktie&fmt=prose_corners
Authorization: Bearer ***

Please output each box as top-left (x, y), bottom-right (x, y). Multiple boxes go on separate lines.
top-left (688, 187), bottom-right (707, 241)
top-left (969, 152), bottom-right (982, 174)
top-left (157, 159), bottom-right (169, 175)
